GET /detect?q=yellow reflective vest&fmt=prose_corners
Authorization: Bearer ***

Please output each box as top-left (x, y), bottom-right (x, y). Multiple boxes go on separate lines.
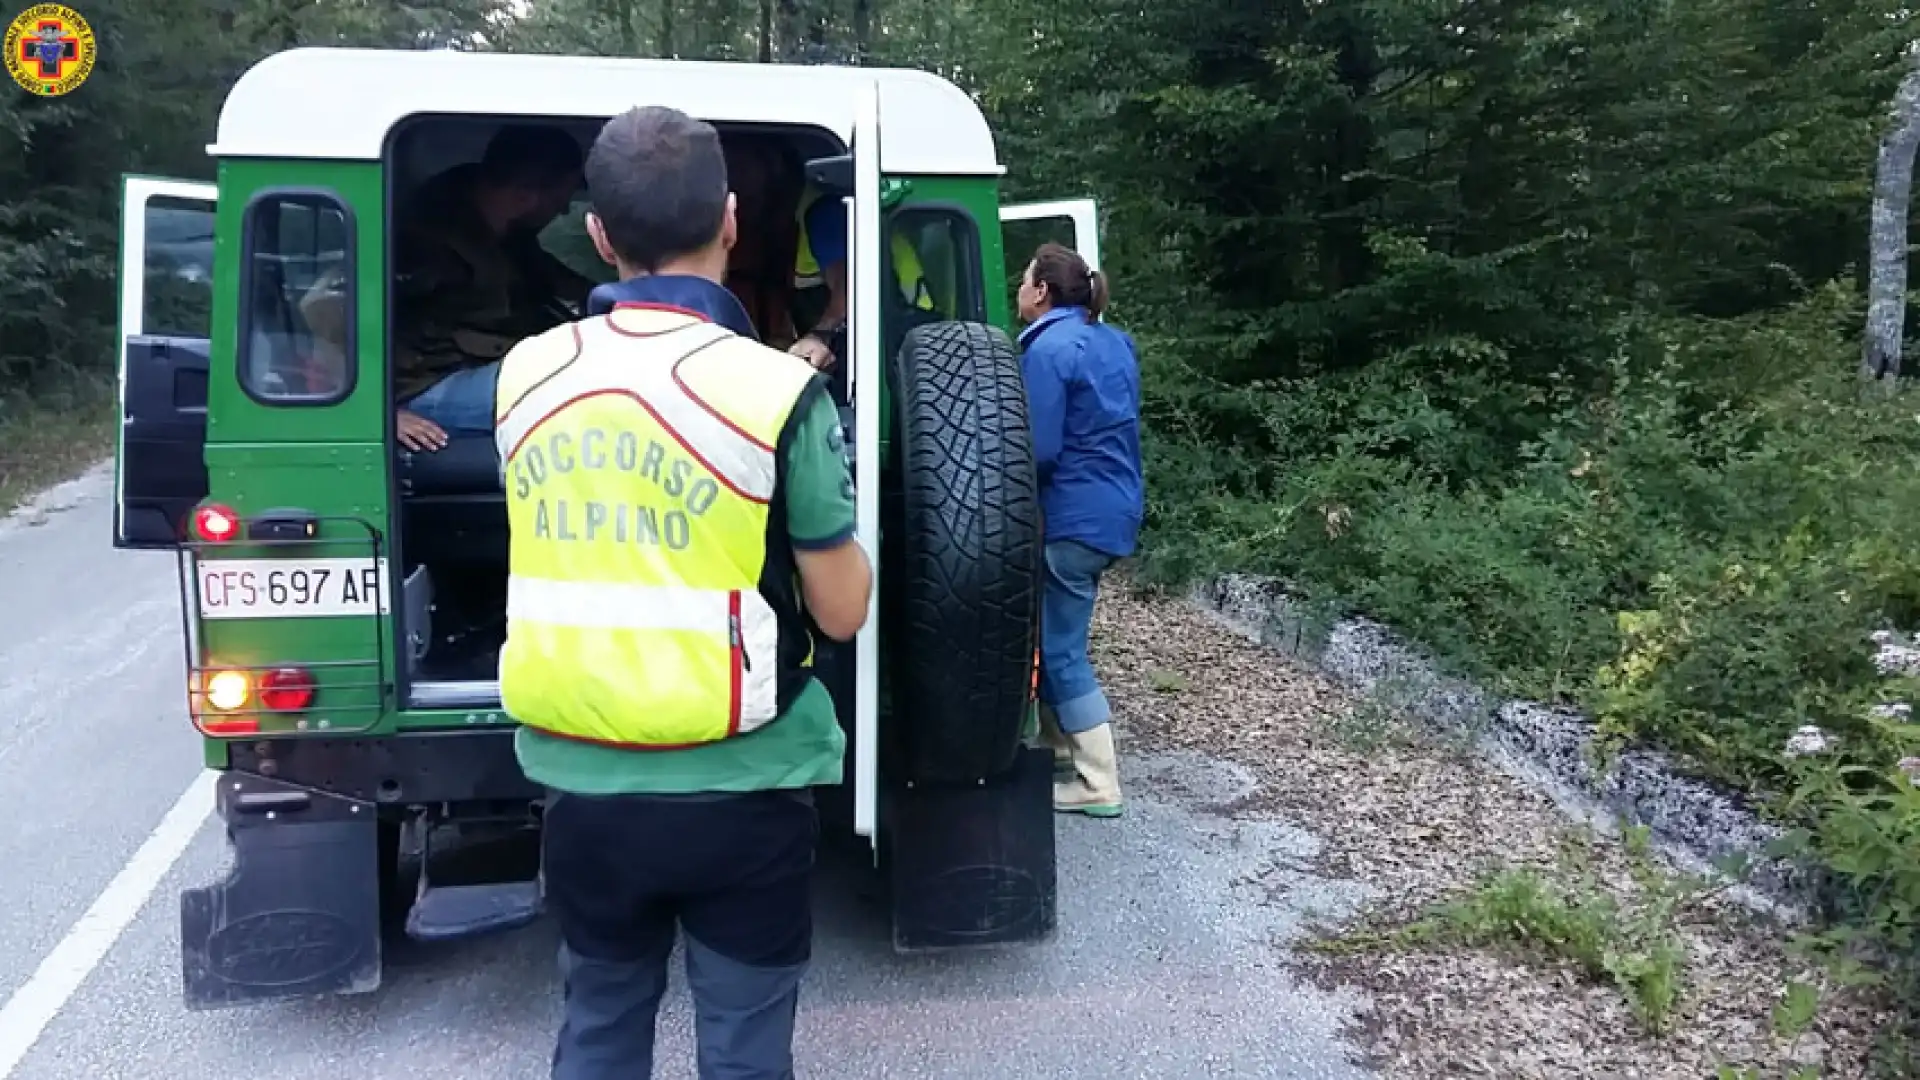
top-left (794, 187), bottom-right (935, 312)
top-left (493, 304), bottom-right (823, 748)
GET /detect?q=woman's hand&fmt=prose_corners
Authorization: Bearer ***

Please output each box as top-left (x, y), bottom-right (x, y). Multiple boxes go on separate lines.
top-left (397, 409), bottom-right (449, 453)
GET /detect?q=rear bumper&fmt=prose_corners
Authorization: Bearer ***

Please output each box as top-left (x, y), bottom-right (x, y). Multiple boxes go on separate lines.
top-left (182, 729), bottom-right (537, 1011)
top-left (224, 728), bottom-right (542, 805)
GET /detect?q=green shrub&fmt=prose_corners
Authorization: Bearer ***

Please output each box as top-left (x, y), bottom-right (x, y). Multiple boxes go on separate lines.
top-left (1138, 283), bottom-right (1920, 1017)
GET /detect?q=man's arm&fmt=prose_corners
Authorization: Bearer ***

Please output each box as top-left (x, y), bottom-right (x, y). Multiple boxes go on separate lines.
top-left (782, 389), bottom-right (871, 642)
top-left (537, 248), bottom-right (596, 310)
top-left (509, 232), bottom-right (595, 312)
top-left (797, 198), bottom-right (850, 357)
top-left (816, 262), bottom-right (849, 332)
top-left (391, 230), bottom-right (479, 380)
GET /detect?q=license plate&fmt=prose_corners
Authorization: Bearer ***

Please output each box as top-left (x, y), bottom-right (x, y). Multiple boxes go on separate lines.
top-left (196, 558), bottom-right (390, 620)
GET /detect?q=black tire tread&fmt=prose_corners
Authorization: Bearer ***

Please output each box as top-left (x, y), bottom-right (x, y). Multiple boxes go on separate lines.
top-left (889, 320), bottom-right (1040, 784)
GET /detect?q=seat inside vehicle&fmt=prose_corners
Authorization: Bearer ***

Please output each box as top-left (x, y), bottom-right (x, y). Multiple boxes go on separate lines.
top-left (400, 435), bottom-right (502, 497)
top-left (397, 435), bottom-right (506, 566)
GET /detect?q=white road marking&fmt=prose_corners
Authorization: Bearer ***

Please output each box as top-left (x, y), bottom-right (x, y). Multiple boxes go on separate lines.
top-left (0, 769), bottom-right (215, 1078)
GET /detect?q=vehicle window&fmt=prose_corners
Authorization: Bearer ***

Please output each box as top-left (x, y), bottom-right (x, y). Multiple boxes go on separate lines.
top-left (1001, 215), bottom-right (1081, 299)
top-left (887, 207), bottom-right (985, 323)
top-left (143, 197), bottom-right (215, 339)
top-left (538, 197), bottom-right (617, 287)
top-left (239, 192), bottom-right (354, 404)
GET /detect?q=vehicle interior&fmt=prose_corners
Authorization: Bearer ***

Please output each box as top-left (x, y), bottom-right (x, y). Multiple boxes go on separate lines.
top-left (386, 116), bottom-right (982, 706)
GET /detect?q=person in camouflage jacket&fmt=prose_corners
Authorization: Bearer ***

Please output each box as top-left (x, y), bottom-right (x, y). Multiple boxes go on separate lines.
top-left (393, 125), bottom-right (594, 451)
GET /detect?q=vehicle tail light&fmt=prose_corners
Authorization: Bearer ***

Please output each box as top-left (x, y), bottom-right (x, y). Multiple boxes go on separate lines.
top-left (195, 669), bottom-right (259, 735)
top-left (192, 503), bottom-right (240, 543)
top-left (258, 667), bottom-right (316, 711)
top-left (205, 669), bottom-right (250, 710)
top-left (191, 665), bottom-right (315, 735)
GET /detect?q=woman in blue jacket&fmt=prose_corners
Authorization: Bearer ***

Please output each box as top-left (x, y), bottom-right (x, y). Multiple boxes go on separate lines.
top-left (1017, 242), bottom-right (1144, 818)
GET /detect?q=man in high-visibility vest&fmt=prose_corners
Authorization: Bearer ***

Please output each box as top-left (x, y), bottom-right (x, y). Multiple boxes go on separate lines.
top-left (788, 184), bottom-right (935, 370)
top-left (496, 105), bottom-right (873, 1080)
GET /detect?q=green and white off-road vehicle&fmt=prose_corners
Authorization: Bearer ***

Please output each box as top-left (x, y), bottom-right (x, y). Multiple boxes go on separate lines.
top-left (115, 46), bottom-right (1102, 1010)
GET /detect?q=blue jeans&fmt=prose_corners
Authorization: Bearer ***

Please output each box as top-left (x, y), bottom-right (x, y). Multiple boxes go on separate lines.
top-left (404, 362), bottom-right (500, 435)
top-left (1040, 540), bottom-right (1117, 735)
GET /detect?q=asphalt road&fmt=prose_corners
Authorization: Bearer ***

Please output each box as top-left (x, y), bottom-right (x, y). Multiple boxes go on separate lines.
top-left (0, 464), bottom-right (1374, 1080)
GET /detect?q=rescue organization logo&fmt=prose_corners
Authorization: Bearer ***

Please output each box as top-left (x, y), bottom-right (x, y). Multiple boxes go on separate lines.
top-left (4, 3), bottom-right (94, 97)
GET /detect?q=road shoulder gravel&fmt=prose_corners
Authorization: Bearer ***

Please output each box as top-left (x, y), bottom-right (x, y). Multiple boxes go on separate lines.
top-left (1095, 577), bottom-right (1894, 1079)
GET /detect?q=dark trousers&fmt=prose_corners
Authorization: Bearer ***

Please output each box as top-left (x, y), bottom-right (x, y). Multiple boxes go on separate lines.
top-left (542, 789), bottom-right (820, 1080)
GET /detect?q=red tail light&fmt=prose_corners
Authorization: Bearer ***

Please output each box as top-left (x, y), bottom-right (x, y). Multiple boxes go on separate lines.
top-left (193, 504), bottom-right (240, 543)
top-left (258, 667), bottom-right (316, 711)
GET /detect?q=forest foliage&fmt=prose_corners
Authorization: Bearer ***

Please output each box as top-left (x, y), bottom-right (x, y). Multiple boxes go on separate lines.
top-left (6, 0), bottom-right (1920, 1030)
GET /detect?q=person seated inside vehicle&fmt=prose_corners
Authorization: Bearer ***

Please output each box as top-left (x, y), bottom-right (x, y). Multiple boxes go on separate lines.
top-left (392, 124), bottom-right (594, 452)
top-left (790, 177), bottom-right (938, 374)
top-left (720, 136), bottom-right (805, 349)
top-left (570, 133), bottom-right (806, 347)
top-left (296, 269), bottom-right (351, 393)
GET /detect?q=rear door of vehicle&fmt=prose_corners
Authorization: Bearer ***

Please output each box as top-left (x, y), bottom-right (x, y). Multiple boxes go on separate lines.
top-left (849, 77), bottom-right (885, 848)
top-left (116, 176), bottom-right (218, 549)
top-left (997, 198), bottom-right (1102, 299)
top-left (184, 169), bottom-right (393, 739)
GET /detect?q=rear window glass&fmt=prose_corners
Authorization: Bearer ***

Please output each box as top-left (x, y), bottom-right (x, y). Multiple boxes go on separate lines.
top-left (1000, 213), bottom-right (1081, 301)
top-left (143, 197), bottom-right (215, 339)
top-left (239, 191), bottom-right (354, 404)
top-left (890, 207), bottom-right (985, 322)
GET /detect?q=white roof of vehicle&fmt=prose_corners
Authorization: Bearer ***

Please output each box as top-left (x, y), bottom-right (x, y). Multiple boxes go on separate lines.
top-left (209, 48), bottom-right (1002, 176)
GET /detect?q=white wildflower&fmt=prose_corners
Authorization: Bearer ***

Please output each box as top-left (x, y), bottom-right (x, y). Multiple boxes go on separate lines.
top-left (1871, 701), bottom-right (1913, 721)
top-left (1872, 629), bottom-right (1895, 646)
top-left (1784, 725), bottom-right (1834, 758)
top-left (1900, 757), bottom-right (1920, 787)
top-left (1874, 641), bottom-right (1920, 677)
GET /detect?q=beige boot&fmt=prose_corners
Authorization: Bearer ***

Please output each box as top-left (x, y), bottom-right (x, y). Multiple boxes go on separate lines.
top-left (1036, 704), bottom-right (1073, 777)
top-left (1053, 723), bottom-right (1123, 818)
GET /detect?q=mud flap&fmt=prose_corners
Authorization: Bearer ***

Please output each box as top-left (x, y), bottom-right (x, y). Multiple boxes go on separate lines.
top-left (889, 745), bottom-right (1058, 951)
top-left (181, 772), bottom-right (382, 1011)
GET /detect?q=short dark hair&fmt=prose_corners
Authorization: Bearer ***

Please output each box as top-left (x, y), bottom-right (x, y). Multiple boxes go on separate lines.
top-left (586, 106), bottom-right (729, 272)
top-left (478, 124), bottom-right (584, 189)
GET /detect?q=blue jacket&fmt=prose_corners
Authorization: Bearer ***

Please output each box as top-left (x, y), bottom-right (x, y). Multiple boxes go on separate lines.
top-left (1018, 306), bottom-right (1144, 558)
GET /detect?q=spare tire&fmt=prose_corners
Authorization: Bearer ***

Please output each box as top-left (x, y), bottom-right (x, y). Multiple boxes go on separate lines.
top-left (885, 321), bottom-right (1041, 785)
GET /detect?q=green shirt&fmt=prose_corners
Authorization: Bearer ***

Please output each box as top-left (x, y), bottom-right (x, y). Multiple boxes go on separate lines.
top-left (515, 388), bottom-right (855, 795)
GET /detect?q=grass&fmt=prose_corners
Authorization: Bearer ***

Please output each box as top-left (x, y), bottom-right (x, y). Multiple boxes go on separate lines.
top-left (0, 385), bottom-right (114, 515)
top-left (1417, 861), bottom-right (1689, 1032)
top-left (1317, 825), bottom-right (1699, 1033)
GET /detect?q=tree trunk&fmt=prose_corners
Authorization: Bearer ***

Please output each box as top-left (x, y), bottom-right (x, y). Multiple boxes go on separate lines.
top-left (758, 0), bottom-right (772, 62)
top-left (775, 0), bottom-right (800, 60)
top-left (853, 0), bottom-right (872, 62)
top-left (610, 0), bottom-right (637, 56)
top-left (1861, 51), bottom-right (1920, 390)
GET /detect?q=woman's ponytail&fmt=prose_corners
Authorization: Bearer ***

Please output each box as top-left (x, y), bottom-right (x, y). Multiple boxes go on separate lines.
top-left (1086, 268), bottom-right (1109, 322)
